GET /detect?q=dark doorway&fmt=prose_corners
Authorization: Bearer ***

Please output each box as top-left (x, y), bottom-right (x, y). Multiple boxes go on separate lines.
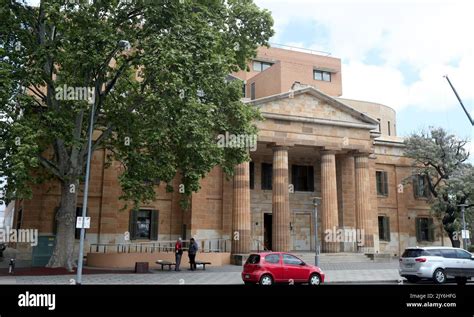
top-left (264, 213), bottom-right (272, 251)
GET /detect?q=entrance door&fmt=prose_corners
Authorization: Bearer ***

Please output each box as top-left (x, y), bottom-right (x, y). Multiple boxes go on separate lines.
top-left (293, 213), bottom-right (311, 251)
top-left (264, 213), bottom-right (272, 251)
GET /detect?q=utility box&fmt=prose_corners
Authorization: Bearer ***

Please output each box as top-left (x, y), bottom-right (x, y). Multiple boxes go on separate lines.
top-left (32, 236), bottom-right (56, 267)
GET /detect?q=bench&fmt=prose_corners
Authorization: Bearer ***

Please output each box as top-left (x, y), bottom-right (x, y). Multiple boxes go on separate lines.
top-left (156, 260), bottom-right (176, 271)
top-left (191, 261), bottom-right (211, 270)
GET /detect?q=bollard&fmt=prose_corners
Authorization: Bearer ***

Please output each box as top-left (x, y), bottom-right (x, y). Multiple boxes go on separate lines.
top-left (9, 258), bottom-right (15, 274)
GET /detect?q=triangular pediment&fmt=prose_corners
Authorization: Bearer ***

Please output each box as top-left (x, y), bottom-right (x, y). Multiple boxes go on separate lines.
top-left (248, 86), bottom-right (379, 128)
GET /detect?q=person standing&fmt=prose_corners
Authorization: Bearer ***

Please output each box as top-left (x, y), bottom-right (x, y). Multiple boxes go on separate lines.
top-left (188, 238), bottom-right (198, 271)
top-left (175, 238), bottom-right (183, 271)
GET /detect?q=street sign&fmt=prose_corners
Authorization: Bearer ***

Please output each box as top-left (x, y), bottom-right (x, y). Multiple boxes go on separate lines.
top-left (76, 217), bottom-right (91, 229)
top-left (461, 230), bottom-right (470, 239)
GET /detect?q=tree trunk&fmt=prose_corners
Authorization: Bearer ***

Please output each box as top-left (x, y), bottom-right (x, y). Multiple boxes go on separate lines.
top-left (46, 180), bottom-right (78, 271)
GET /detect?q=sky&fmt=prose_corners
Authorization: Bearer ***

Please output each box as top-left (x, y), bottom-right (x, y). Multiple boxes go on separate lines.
top-left (23, 0), bottom-right (474, 154)
top-left (255, 0), bottom-right (474, 154)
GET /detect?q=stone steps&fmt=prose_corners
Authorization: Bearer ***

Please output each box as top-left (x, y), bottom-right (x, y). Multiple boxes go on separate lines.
top-left (294, 252), bottom-right (374, 264)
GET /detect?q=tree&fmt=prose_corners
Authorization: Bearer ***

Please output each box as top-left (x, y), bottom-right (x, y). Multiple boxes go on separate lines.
top-left (0, 0), bottom-right (273, 270)
top-left (404, 127), bottom-right (474, 246)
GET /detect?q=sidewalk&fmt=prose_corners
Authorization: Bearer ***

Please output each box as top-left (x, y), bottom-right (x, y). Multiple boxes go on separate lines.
top-left (0, 261), bottom-right (401, 285)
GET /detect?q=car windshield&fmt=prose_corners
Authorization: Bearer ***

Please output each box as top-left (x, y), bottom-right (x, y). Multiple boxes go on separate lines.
top-left (402, 249), bottom-right (429, 257)
top-left (246, 254), bottom-right (260, 264)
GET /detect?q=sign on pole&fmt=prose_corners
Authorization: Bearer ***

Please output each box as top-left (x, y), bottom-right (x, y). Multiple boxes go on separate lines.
top-left (76, 217), bottom-right (91, 229)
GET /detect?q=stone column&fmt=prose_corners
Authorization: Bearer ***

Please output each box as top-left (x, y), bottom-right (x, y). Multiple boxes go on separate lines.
top-left (355, 154), bottom-right (373, 252)
top-left (272, 146), bottom-right (291, 252)
top-left (232, 162), bottom-right (251, 254)
top-left (321, 151), bottom-right (339, 253)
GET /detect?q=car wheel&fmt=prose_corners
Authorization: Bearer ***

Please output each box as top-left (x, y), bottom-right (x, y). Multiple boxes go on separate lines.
top-left (433, 268), bottom-right (446, 284)
top-left (309, 273), bottom-right (321, 285)
top-left (406, 276), bottom-right (420, 283)
top-left (259, 274), bottom-right (273, 286)
top-left (455, 277), bottom-right (467, 285)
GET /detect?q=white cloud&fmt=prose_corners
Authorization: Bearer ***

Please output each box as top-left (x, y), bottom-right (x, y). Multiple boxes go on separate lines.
top-left (256, 0), bottom-right (474, 112)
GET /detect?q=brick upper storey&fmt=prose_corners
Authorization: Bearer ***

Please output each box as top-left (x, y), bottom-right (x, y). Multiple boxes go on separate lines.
top-left (232, 45), bottom-right (398, 139)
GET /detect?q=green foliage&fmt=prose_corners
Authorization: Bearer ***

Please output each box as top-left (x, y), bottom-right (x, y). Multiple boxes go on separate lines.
top-left (404, 127), bottom-right (474, 241)
top-left (0, 0), bottom-right (274, 209)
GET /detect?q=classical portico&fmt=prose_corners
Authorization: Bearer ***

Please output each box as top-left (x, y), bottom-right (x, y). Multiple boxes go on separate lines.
top-left (230, 85), bottom-right (380, 254)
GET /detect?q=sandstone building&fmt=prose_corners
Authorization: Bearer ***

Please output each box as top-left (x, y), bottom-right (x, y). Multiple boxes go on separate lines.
top-left (12, 45), bottom-right (450, 266)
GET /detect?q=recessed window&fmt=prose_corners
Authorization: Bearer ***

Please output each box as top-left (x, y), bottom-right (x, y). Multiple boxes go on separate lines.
top-left (250, 82), bottom-right (256, 100)
top-left (252, 60), bottom-right (273, 72)
top-left (387, 121), bottom-right (391, 136)
top-left (376, 171), bottom-right (388, 196)
top-left (415, 217), bottom-right (434, 242)
top-left (413, 175), bottom-right (430, 198)
top-left (314, 70), bottom-right (331, 82)
top-left (292, 165), bottom-right (314, 192)
top-left (378, 216), bottom-right (390, 241)
top-left (129, 209), bottom-right (159, 240)
top-left (249, 161), bottom-right (255, 190)
top-left (261, 163), bottom-right (272, 190)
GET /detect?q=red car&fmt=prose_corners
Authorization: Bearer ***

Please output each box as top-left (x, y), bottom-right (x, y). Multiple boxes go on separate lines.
top-left (242, 252), bottom-right (325, 285)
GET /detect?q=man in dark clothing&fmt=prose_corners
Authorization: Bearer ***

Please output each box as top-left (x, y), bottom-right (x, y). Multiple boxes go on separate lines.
top-left (175, 238), bottom-right (183, 271)
top-left (188, 238), bottom-right (198, 271)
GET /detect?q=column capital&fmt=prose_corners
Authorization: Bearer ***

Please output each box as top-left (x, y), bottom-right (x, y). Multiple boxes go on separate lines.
top-left (353, 152), bottom-right (371, 158)
top-left (320, 149), bottom-right (338, 155)
top-left (271, 145), bottom-right (290, 152)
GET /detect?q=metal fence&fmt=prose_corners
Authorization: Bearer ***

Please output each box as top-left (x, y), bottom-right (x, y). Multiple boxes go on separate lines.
top-left (89, 239), bottom-right (231, 254)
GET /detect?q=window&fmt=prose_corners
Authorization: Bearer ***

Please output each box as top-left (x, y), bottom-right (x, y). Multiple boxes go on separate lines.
top-left (16, 207), bottom-right (23, 230)
top-left (252, 60), bottom-right (273, 72)
top-left (455, 249), bottom-right (472, 259)
top-left (413, 175), bottom-right (430, 198)
top-left (250, 82), bottom-right (256, 100)
top-left (246, 254), bottom-right (260, 264)
top-left (261, 163), bottom-right (272, 190)
top-left (242, 83), bottom-right (246, 98)
top-left (378, 216), bottom-right (390, 241)
top-left (387, 121), bottom-right (391, 136)
top-left (291, 165), bottom-right (314, 192)
top-left (415, 217), bottom-right (434, 242)
top-left (265, 254), bottom-right (280, 264)
top-left (428, 249), bottom-right (443, 257)
top-left (129, 209), bottom-right (159, 240)
top-left (402, 249), bottom-right (431, 257)
top-left (377, 118), bottom-right (381, 133)
top-left (249, 161), bottom-right (255, 190)
top-left (376, 171), bottom-right (388, 196)
top-left (283, 254), bottom-right (303, 265)
top-left (313, 70), bottom-right (331, 82)
top-left (439, 249), bottom-right (457, 259)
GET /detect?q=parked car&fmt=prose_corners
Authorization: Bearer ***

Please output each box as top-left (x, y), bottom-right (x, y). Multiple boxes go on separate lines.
top-left (242, 252), bottom-right (325, 285)
top-left (399, 246), bottom-right (474, 284)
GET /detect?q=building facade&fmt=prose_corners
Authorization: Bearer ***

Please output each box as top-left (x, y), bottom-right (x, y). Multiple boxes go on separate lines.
top-left (12, 45), bottom-right (450, 263)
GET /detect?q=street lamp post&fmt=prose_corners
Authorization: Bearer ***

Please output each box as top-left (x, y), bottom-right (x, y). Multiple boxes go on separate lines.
top-left (458, 204), bottom-right (468, 250)
top-left (76, 98), bottom-right (95, 285)
top-left (312, 197), bottom-right (321, 267)
top-left (75, 40), bottom-right (130, 285)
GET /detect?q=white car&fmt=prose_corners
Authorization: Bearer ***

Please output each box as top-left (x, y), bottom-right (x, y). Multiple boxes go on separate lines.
top-left (399, 246), bottom-right (474, 284)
